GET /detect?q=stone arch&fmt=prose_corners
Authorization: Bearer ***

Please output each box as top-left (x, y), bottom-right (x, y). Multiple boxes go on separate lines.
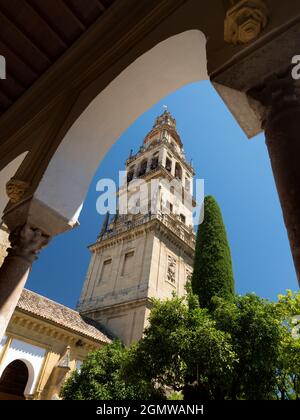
top-left (19, 358), bottom-right (35, 395)
top-left (138, 159), bottom-right (148, 177)
top-left (32, 30), bottom-right (208, 230)
top-left (0, 359), bottom-right (33, 399)
top-left (0, 357), bottom-right (35, 397)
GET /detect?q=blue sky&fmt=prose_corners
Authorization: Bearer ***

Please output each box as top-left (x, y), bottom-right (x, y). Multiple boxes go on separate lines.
top-left (27, 81), bottom-right (298, 308)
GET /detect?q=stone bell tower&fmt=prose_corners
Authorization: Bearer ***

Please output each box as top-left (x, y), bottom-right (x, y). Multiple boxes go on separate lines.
top-left (77, 109), bottom-right (196, 345)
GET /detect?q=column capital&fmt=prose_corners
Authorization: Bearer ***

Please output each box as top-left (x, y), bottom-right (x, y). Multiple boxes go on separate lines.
top-left (8, 223), bottom-right (50, 264)
top-left (248, 73), bottom-right (300, 125)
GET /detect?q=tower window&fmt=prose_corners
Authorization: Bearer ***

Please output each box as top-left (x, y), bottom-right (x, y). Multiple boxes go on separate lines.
top-left (175, 163), bottom-right (182, 180)
top-left (127, 170), bottom-right (134, 183)
top-left (99, 259), bottom-right (112, 283)
top-left (180, 214), bottom-right (186, 224)
top-left (138, 160), bottom-right (147, 176)
top-left (150, 156), bottom-right (159, 170)
top-left (185, 178), bottom-right (191, 192)
top-left (170, 141), bottom-right (176, 151)
top-left (122, 251), bottom-right (135, 276)
top-left (166, 201), bottom-right (173, 214)
top-left (165, 158), bottom-right (172, 172)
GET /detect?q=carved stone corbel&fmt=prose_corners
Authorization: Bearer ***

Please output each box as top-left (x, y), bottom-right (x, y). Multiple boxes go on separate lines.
top-left (6, 178), bottom-right (30, 204)
top-left (224, 0), bottom-right (269, 45)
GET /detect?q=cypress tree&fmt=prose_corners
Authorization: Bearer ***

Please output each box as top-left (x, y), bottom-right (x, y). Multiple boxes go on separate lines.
top-left (192, 195), bottom-right (235, 309)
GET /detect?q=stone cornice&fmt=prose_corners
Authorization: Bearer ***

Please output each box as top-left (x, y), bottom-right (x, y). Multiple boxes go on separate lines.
top-left (90, 214), bottom-right (195, 258)
top-left (9, 309), bottom-right (102, 350)
top-left (211, 15), bottom-right (300, 91)
top-left (79, 297), bottom-right (150, 316)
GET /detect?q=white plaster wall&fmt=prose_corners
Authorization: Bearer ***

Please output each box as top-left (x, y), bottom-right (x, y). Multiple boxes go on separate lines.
top-left (0, 338), bottom-right (46, 395)
top-left (34, 30), bottom-right (208, 225)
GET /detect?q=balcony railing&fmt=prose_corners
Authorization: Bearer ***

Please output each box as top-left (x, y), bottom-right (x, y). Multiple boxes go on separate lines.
top-left (99, 211), bottom-right (195, 249)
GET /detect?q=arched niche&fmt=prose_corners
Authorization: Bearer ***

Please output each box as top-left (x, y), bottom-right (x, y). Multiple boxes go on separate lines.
top-left (0, 359), bottom-right (31, 400)
top-left (0, 357), bottom-right (35, 398)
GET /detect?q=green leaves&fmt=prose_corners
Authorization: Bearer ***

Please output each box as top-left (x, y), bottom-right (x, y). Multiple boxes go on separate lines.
top-left (61, 340), bottom-right (161, 400)
top-left (213, 294), bottom-right (282, 400)
top-left (275, 290), bottom-right (300, 400)
top-left (124, 294), bottom-right (237, 400)
top-left (61, 291), bottom-right (300, 401)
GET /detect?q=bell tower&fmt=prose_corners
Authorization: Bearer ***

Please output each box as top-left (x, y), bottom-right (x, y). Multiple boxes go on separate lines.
top-left (77, 109), bottom-right (196, 345)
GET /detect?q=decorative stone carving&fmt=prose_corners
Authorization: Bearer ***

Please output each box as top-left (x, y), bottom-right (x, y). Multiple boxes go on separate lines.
top-left (186, 269), bottom-right (192, 283)
top-left (167, 255), bottom-right (176, 284)
top-left (6, 178), bottom-right (30, 204)
top-left (248, 74), bottom-right (299, 119)
top-left (8, 223), bottom-right (50, 263)
top-left (224, 0), bottom-right (269, 45)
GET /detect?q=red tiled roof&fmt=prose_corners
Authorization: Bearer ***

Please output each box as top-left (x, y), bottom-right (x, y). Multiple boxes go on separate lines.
top-left (16, 289), bottom-right (112, 344)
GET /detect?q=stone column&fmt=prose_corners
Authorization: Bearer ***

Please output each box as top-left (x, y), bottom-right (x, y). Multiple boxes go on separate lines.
top-left (254, 76), bottom-right (300, 284)
top-left (146, 158), bottom-right (152, 173)
top-left (159, 147), bottom-right (166, 168)
top-left (171, 159), bottom-right (176, 177)
top-left (0, 224), bottom-right (49, 340)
